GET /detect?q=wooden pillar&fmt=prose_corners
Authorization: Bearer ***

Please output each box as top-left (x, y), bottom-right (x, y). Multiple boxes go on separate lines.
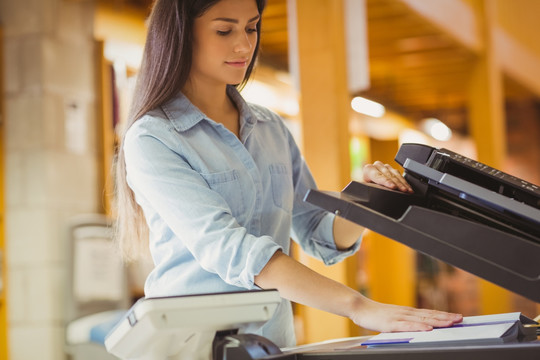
top-left (364, 139), bottom-right (416, 308)
top-left (95, 40), bottom-right (115, 216)
top-left (290, 0), bottom-right (356, 343)
top-left (0, 26), bottom-right (7, 360)
top-left (293, 0), bottom-right (351, 190)
top-left (468, 0), bottom-right (512, 314)
top-left (469, 0), bottom-right (506, 167)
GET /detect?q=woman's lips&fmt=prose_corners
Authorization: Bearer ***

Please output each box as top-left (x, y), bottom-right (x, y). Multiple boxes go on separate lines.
top-left (225, 60), bottom-right (248, 67)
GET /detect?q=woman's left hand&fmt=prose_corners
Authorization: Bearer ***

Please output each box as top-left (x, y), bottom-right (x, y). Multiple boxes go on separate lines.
top-left (350, 296), bottom-right (462, 333)
top-left (363, 161), bottom-right (413, 193)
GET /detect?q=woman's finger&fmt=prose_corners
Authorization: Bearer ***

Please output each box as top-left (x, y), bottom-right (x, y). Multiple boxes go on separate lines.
top-left (397, 309), bottom-right (462, 329)
top-left (363, 162), bottom-right (413, 193)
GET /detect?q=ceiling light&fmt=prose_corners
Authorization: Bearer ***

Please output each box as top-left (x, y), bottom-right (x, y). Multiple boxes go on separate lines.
top-left (351, 96), bottom-right (385, 118)
top-left (420, 118), bottom-right (452, 141)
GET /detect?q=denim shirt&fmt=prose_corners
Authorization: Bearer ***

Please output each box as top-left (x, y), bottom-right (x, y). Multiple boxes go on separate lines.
top-left (123, 85), bottom-right (361, 347)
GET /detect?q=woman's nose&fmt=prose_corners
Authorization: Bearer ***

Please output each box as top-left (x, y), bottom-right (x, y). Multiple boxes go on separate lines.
top-left (234, 32), bottom-right (254, 53)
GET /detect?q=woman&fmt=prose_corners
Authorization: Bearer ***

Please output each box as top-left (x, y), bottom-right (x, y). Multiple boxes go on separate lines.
top-left (115, 0), bottom-right (461, 348)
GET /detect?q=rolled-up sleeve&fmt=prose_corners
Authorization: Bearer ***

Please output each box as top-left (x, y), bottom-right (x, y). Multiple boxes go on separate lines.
top-left (284, 126), bottom-right (362, 265)
top-left (124, 121), bottom-right (282, 289)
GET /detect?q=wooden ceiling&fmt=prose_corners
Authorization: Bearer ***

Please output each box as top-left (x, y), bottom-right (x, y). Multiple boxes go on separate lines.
top-left (259, 0), bottom-right (289, 69)
top-left (362, 0), bottom-right (477, 132)
top-left (258, 0), bottom-right (478, 133)
top-left (117, 0), bottom-right (536, 134)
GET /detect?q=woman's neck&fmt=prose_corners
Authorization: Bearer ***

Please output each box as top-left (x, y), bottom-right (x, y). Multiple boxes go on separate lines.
top-left (182, 80), bottom-right (231, 116)
top-left (182, 80), bottom-right (239, 136)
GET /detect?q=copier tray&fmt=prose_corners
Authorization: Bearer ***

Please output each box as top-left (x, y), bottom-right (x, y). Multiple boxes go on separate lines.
top-left (304, 144), bottom-right (540, 303)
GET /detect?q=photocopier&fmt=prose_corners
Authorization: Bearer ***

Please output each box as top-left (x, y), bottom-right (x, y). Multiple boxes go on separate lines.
top-left (105, 143), bottom-right (540, 360)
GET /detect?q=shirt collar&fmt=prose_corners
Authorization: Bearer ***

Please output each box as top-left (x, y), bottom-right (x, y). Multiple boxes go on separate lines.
top-left (161, 85), bottom-right (265, 133)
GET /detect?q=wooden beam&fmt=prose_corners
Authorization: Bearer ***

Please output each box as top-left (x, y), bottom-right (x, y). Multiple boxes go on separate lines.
top-left (290, 0), bottom-right (356, 343)
top-left (467, 0), bottom-right (512, 315)
top-left (260, 29), bottom-right (289, 45)
top-left (94, 2), bottom-right (147, 44)
top-left (364, 139), bottom-right (417, 310)
top-left (366, 0), bottom-right (412, 19)
top-left (260, 16), bottom-right (288, 31)
top-left (401, 0), bottom-right (482, 52)
top-left (0, 25), bottom-right (8, 360)
top-left (95, 40), bottom-right (115, 216)
top-left (262, 0), bottom-right (287, 18)
top-left (293, 0), bottom-right (351, 191)
top-left (495, 27), bottom-right (540, 98)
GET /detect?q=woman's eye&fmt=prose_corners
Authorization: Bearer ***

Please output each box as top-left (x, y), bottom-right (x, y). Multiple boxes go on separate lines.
top-left (246, 28), bottom-right (257, 34)
top-left (217, 30), bottom-right (231, 36)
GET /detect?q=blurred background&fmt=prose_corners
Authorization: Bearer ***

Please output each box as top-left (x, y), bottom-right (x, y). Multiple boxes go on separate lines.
top-left (0, 0), bottom-right (539, 359)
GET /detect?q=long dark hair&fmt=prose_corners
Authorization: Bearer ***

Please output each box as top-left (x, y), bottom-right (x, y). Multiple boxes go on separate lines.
top-left (115, 0), bottom-right (267, 261)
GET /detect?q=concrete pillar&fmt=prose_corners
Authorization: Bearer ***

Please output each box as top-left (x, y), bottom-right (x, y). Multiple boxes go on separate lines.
top-left (0, 0), bottom-right (98, 358)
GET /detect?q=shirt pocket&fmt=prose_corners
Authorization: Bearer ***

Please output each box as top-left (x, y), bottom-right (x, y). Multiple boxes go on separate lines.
top-left (269, 163), bottom-right (294, 213)
top-left (200, 169), bottom-right (246, 220)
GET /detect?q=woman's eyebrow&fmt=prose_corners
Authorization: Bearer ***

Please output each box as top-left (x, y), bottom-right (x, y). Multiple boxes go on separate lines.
top-left (212, 15), bottom-right (260, 24)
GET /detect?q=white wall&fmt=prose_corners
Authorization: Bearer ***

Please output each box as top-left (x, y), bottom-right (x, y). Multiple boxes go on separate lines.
top-left (0, 0), bottom-right (99, 358)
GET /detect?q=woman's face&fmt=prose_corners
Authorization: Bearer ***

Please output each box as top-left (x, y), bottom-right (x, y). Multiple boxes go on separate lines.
top-left (190, 0), bottom-right (260, 87)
